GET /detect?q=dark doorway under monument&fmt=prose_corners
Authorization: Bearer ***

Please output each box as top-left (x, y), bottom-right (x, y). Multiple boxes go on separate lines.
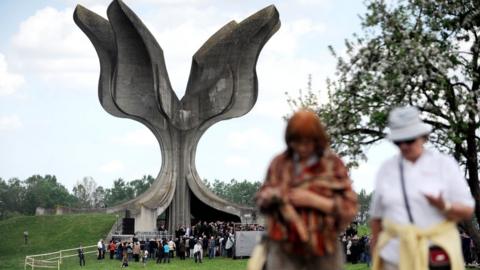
top-left (155, 191), bottom-right (240, 231)
top-left (190, 191), bottom-right (241, 224)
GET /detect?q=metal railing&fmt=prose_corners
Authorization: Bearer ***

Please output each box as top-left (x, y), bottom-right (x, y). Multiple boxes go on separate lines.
top-left (24, 244), bottom-right (97, 270)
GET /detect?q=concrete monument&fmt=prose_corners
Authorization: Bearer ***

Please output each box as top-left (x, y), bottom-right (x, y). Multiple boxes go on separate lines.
top-left (73, 0), bottom-right (280, 233)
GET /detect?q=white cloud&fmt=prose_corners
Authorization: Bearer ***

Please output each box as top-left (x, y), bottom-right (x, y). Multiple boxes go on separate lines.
top-left (12, 7), bottom-right (91, 57)
top-left (297, 0), bottom-right (330, 5)
top-left (252, 54), bottom-right (333, 118)
top-left (224, 155), bottom-right (251, 168)
top-left (227, 128), bottom-right (276, 150)
top-left (0, 54), bottom-right (24, 96)
top-left (111, 128), bottom-right (157, 146)
top-left (0, 115), bottom-right (22, 131)
top-left (99, 160), bottom-right (124, 173)
top-left (66, 0), bottom-right (203, 5)
top-left (10, 6), bottom-right (105, 90)
top-left (266, 18), bottom-right (326, 56)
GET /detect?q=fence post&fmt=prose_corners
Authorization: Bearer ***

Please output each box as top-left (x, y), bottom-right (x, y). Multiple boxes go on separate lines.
top-left (57, 259), bottom-right (60, 270)
top-left (59, 250), bottom-right (62, 264)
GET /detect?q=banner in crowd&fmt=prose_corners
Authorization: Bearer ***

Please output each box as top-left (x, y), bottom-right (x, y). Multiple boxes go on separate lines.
top-left (234, 231), bottom-right (263, 257)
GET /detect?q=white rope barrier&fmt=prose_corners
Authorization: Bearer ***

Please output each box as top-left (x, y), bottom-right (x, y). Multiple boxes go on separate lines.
top-left (25, 244), bottom-right (96, 270)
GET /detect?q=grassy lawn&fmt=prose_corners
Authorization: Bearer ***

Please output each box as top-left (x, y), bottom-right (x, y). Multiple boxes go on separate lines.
top-left (60, 255), bottom-right (370, 270)
top-left (0, 214), bottom-right (115, 270)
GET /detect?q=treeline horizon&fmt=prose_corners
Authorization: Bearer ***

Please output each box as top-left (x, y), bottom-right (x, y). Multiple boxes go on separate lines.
top-left (0, 174), bottom-right (372, 223)
top-left (0, 174), bottom-right (265, 220)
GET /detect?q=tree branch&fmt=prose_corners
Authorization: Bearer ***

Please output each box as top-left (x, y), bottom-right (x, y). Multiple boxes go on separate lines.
top-left (338, 128), bottom-right (385, 137)
top-left (359, 137), bottom-right (384, 145)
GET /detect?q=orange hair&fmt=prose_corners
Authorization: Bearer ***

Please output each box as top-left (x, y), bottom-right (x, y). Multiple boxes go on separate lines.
top-left (285, 110), bottom-right (330, 157)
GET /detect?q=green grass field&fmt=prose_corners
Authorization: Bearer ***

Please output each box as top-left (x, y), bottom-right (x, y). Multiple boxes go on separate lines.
top-left (58, 255), bottom-right (371, 270)
top-left (0, 214), bottom-right (115, 270)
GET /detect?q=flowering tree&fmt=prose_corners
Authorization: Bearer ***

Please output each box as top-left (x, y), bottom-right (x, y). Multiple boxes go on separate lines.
top-left (290, 0), bottom-right (480, 245)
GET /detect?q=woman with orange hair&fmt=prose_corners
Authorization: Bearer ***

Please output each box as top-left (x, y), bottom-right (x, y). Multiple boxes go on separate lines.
top-left (256, 110), bottom-right (358, 270)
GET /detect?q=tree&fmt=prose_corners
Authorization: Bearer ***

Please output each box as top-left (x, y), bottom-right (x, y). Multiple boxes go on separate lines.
top-left (129, 175), bottom-right (155, 197)
top-left (23, 175), bottom-right (76, 214)
top-left (289, 0), bottom-right (480, 250)
top-left (357, 189), bottom-right (373, 224)
top-left (0, 177), bottom-right (26, 217)
top-left (203, 179), bottom-right (262, 207)
top-left (72, 177), bottom-right (101, 208)
top-left (93, 186), bottom-right (106, 208)
top-left (104, 178), bottom-right (135, 206)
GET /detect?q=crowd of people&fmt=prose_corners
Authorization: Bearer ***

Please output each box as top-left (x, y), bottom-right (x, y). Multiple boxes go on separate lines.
top-left (341, 223), bottom-right (371, 266)
top-left (78, 220), bottom-right (265, 267)
top-left (341, 223), bottom-right (479, 268)
top-left (77, 216), bottom-right (480, 269)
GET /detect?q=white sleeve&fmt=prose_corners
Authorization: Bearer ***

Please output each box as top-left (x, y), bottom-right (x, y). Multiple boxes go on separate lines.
top-left (369, 165), bottom-right (385, 219)
top-left (443, 156), bottom-right (474, 207)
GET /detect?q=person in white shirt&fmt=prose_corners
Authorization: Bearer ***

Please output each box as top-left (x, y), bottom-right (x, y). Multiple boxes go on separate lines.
top-left (142, 250), bottom-right (148, 266)
top-left (193, 239), bottom-right (203, 263)
top-left (370, 106), bottom-right (474, 270)
top-left (168, 239), bottom-right (176, 258)
top-left (97, 239), bottom-right (103, 260)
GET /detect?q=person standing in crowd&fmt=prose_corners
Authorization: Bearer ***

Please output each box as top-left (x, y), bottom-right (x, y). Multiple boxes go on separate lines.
top-left (78, 243), bottom-right (85, 267)
top-left (350, 235), bottom-right (361, 264)
top-left (461, 230), bottom-right (473, 266)
top-left (185, 236), bottom-right (190, 258)
top-left (108, 240), bottom-right (116, 259)
top-left (225, 233), bottom-right (234, 258)
top-left (142, 249), bottom-right (148, 267)
top-left (24, 230), bottom-right (28, 245)
top-left (121, 245), bottom-right (129, 268)
top-left (219, 235), bottom-right (224, 256)
top-left (346, 236), bottom-right (353, 263)
top-left (168, 238), bottom-right (176, 259)
top-left (163, 240), bottom-right (171, 263)
top-left (202, 236), bottom-right (208, 257)
top-left (101, 239), bottom-right (106, 259)
top-left (116, 241), bottom-right (122, 260)
top-left (189, 237), bottom-right (195, 258)
top-left (208, 236), bottom-right (216, 259)
top-left (97, 239), bottom-right (103, 260)
top-left (133, 241), bottom-right (141, 262)
top-left (148, 238), bottom-right (155, 259)
top-left (194, 239), bottom-right (203, 263)
top-left (254, 110), bottom-right (358, 270)
top-left (156, 240), bottom-right (164, 264)
top-left (179, 238), bottom-right (186, 260)
top-left (370, 106), bottom-right (474, 270)
top-left (360, 235), bottom-right (371, 267)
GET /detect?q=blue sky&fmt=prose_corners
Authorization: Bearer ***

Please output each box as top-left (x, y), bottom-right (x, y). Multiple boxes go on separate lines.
top-left (0, 0), bottom-right (397, 193)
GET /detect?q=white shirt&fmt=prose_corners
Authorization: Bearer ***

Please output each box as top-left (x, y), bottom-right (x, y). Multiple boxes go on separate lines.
top-left (370, 149), bottom-right (474, 264)
top-left (168, 240), bottom-right (175, 250)
top-left (193, 243), bottom-right (203, 255)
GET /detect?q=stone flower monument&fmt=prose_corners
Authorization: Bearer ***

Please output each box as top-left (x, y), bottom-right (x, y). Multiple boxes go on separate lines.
top-left (73, 0), bottom-right (280, 232)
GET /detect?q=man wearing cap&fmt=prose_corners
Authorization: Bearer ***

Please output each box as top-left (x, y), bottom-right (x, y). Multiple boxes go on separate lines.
top-left (369, 106), bottom-right (474, 270)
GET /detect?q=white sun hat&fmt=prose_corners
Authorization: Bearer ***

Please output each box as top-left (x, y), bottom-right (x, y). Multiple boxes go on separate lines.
top-left (387, 106), bottom-right (432, 141)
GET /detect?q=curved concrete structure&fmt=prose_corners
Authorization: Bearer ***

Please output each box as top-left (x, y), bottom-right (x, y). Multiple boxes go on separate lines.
top-left (73, 0), bottom-right (280, 233)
